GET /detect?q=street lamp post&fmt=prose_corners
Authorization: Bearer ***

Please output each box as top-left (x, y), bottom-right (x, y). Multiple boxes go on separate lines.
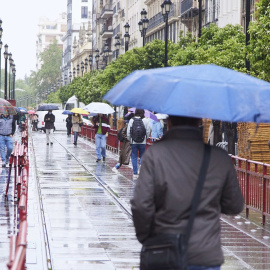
top-left (69, 71), bottom-right (72, 83)
top-left (4, 44), bottom-right (8, 100)
top-left (12, 65), bottom-right (16, 99)
top-left (124, 22), bottom-right (130, 52)
top-left (198, 0), bottom-right (202, 38)
top-left (89, 54), bottom-right (93, 71)
top-left (138, 9), bottom-right (149, 47)
top-left (77, 64), bottom-right (80, 76)
top-left (161, 0), bottom-right (172, 67)
top-left (8, 54), bottom-right (13, 99)
top-left (81, 61), bottom-right (84, 76)
top-left (73, 68), bottom-right (76, 79)
top-left (245, 0), bottom-right (250, 72)
top-left (114, 34), bottom-right (120, 58)
top-left (104, 42), bottom-right (109, 67)
top-left (95, 49), bottom-right (100, 70)
top-left (84, 58), bottom-right (88, 73)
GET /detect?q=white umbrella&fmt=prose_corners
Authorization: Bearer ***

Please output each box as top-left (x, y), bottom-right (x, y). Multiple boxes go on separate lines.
top-left (155, 113), bottom-right (168, 120)
top-left (83, 102), bottom-right (115, 114)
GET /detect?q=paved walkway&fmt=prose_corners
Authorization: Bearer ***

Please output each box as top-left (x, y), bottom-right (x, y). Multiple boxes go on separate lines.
top-left (1, 129), bottom-right (270, 269)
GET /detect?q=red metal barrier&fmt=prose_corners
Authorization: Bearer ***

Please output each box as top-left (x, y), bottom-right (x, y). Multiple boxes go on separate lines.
top-left (231, 155), bottom-right (270, 225)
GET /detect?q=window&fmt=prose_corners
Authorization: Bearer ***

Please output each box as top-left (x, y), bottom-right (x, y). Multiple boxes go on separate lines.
top-left (81, 6), bottom-right (88, 18)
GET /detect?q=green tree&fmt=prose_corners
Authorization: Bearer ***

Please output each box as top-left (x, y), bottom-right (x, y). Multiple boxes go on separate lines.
top-left (248, 0), bottom-right (270, 81)
top-left (29, 40), bottom-right (62, 97)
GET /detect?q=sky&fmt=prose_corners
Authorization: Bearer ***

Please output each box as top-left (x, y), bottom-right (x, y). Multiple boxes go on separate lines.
top-left (0, 0), bottom-right (66, 80)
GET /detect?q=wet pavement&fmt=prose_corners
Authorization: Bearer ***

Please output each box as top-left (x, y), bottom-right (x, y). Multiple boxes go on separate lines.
top-left (1, 129), bottom-right (270, 269)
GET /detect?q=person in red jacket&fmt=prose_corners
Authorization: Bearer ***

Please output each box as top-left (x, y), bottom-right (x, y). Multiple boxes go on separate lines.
top-left (92, 114), bottom-right (110, 162)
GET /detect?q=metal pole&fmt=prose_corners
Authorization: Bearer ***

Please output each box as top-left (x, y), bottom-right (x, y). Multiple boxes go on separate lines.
top-left (198, 0), bottom-right (202, 38)
top-left (245, 0), bottom-right (251, 71)
top-left (143, 29), bottom-right (145, 47)
top-left (13, 73), bottom-right (15, 99)
top-left (8, 70), bottom-right (11, 99)
top-left (0, 48), bottom-right (1, 98)
top-left (113, 106), bottom-right (117, 129)
top-left (4, 56), bottom-right (7, 100)
top-left (164, 15), bottom-right (168, 67)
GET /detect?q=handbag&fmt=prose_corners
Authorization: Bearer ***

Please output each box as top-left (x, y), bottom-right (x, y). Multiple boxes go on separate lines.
top-left (140, 144), bottom-right (211, 270)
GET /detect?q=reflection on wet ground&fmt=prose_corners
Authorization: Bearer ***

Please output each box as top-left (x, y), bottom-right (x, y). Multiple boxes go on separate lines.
top-left (8, 130), bottom-right (270, 269)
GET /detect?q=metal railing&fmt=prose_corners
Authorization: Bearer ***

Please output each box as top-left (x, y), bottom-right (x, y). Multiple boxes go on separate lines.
top-left (231, 155), bottom-right (270, 225)
top-left (181, 0), bottom-right (198, 15)
top-left (101, 4), bottom-right (113, 16)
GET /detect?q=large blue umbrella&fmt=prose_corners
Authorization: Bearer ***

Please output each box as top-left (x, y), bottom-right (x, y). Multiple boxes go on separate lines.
top-left (37, 104), bottom-right (59, 111)
top-left (62, 110), bottom-right (73, 115)
top-left (104, 64), bottom-right (270, 123)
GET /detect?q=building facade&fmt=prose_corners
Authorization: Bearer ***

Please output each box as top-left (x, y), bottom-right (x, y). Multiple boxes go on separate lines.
top-left (36, 13), bottom-right (67, 70)
top-left (62, 0), bottom-right (92, 82)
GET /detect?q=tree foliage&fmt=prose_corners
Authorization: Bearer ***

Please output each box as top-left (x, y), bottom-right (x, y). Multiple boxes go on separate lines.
top-left (29, 40), bottom-right (62, 96)
top-left (248, 0), bottom-right (270, 81)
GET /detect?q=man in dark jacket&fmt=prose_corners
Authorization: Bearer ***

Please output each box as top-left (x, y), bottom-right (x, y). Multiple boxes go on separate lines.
top-left (131, 116), bottom-right (244, 270)
top-left (0, 114), bottom-right (16, 167)
top-left (44, 110), bottom-right (55, 145)
top-left (66, 114), bottom-right (72, 136)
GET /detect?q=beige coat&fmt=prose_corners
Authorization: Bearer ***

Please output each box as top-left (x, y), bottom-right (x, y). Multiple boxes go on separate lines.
top-left (72, 115), bottom-right (83, 132)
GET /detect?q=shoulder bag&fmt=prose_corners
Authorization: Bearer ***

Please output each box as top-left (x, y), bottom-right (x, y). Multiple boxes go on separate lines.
top-left (140, 144), bottom-right (211, 270)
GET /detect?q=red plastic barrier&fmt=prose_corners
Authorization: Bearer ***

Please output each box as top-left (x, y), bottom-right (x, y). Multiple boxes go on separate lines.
top-left (7, 235), bottom-right (16, 270)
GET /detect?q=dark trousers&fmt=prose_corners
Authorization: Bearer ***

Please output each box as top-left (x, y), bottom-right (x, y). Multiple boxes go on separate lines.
top-left (67, 126), bottom-right (72, 135)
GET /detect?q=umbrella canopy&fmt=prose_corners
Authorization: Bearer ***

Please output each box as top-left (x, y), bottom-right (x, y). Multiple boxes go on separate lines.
top-left (70, 108), bottom-right (89, 115)
top-left (62, 110), bottom-right (73, 115)
top-left (37, 104), bottom-right (59, 111)
top-left (126, 108), bottom-right (158, 121)
top-left (155, 113), bottom-right (168, 120)
top-left (104, 64), bottom-right (270, 123)
top-left (84, 102), bottom-right (114, 114)
top-left (28, 110), bottom-right (36, 114)
top-left (0, 100), bottom-right (18, 115)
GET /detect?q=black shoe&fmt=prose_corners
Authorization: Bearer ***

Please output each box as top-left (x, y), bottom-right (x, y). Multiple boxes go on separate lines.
top-left (73, 142), bottom-right (77, 145)
top-left (2, 163), bottom-right (6, 168)
top-left (47, 143), bottom-right (49, 145)
top-left (96, 159), bottom-right (101, 162)
top-left (50, 142), bottom-right (53, 145)
top-left (103, 157), bottom-right (106, 162)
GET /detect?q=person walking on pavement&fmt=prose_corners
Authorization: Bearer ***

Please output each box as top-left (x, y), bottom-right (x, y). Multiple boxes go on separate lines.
top-left (112, 116), bottom-right (132, 173)
top-left (92, 114), bottom-right (110, 162)
top-left (0, 114), bottom-right (16, 167)
top-left (131, 116), bottom-right (244, 270)
top-left (127, 109), bottom-right (150, 178)
top-left (151, 119), bottom-right (163, 139)
top-left (17, 112), bottom-right (26, 132)
top-left (32, 114), bottom-right (38, 131)
top-left (44, 110), bottom-right (55, 145)
top-left (72, 113), bottom-right (83, 145)
top-left (66, 114), bottom-right (72, 136)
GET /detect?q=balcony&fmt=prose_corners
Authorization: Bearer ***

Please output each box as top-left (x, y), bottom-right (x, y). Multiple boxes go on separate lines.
top-left (100, 4), bottom-right (113, 19)
top-left (147, 3), bottom-right (178, 32)
top-left (181, 0), bottom-right (199, 17)
top-left (100, 25), bottom-right (113, 38)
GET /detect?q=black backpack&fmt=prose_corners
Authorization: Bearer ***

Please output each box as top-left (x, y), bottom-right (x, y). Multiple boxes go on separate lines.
top-left (118, 128), bottom-right (124, 142)
top-left (131, 117), bottom-right (146, 143)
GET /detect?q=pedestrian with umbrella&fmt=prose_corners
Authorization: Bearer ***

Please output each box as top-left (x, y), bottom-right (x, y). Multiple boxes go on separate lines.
top-left (104, 64), bottom-right (264, 269)
top-left (44, 110), bottom-right (55, 145)
top-left (0, 99), bottom-right (17, 167)
top-left (70, 108), bottom-right (88, 145)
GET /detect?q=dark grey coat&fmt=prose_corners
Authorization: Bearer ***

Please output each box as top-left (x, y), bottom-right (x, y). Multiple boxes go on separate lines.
top-left (131, 126), bottom-right (244, 267)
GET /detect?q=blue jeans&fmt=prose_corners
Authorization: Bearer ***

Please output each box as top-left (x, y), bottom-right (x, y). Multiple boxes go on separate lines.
top-left (95, 134), bottom-right (107, 160)
top-left (188, 266), bottom-right (220, 270)
top-left (74, 131), bottom-right (78, 143)
top-left (131, 144), bottom-right (146, 174)
top-left (0, 135), bottom-right (13, 164)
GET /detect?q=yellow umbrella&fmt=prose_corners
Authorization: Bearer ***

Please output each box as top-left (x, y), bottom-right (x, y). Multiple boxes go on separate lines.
top-left (70, 108), bottom-right (89, 115)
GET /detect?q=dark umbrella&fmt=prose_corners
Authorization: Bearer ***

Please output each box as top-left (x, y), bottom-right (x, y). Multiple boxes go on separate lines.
top-left (62, 110), bottom-right (73, 115)
top-left (0, 98), bottom-right (17, 115)
top-left (37, 104), bottom-right (59, 111)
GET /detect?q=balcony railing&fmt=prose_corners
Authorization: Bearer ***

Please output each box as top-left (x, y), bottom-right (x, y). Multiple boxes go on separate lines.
top-left (181, 0), bottom-right (198, 16)
top-left (147, 3), bottom-right (177, 32)
top-left (100, 25), bottom-right (113, 37)
top-left (101, 4), bottom-right (113, 18)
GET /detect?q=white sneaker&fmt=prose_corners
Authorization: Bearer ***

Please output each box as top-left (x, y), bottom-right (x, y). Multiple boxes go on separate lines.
top-left (133, 174), bottom-right (138, 179)
top-left (112, 167), bottom-right (119, 173)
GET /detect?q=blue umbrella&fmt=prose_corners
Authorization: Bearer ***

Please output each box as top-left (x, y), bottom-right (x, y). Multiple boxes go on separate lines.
top-left (104, 64), bottom-right (270, 123)
top-left (17, 107), bottom-right (28, 114)
top-left (62, 110), bottom-right (73, 115)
